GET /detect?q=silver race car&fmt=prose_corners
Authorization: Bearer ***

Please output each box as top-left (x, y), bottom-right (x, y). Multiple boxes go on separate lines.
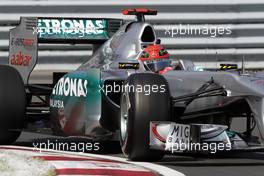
top-left (1, 8), bottom-right (264, 161)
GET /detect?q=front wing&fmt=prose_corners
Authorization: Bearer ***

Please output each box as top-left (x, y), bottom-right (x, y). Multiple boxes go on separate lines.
top-left (149, 121), bottom-right (263, 154)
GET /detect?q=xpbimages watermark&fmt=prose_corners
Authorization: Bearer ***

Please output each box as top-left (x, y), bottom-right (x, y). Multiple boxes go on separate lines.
top-left (32, 140), bottom-right (100, 153)
top-left (99, 82), bottom-right (166, 96)
top-left (163, 24), bottom-right (232, 38)
top-left (51, 76), bottom-right (167, 98)
top-left (167, 141), bottom-right (232, 154)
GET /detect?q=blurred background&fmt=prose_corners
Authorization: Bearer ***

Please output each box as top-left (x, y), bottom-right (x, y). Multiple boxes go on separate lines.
top-left (1, 0), bottom-right (264, 83)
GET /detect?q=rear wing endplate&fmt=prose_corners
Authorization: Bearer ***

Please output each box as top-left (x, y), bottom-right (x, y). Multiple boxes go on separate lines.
top-left (9, 17), bottom-right (122, 84)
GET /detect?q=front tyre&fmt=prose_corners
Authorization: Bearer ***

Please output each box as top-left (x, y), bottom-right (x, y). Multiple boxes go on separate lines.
top-left (120, 73), bottom-right (171, 161)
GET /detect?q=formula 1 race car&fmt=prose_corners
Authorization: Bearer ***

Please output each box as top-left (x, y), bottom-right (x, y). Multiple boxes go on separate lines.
top-left (1, 9), bottom-right (264, 161)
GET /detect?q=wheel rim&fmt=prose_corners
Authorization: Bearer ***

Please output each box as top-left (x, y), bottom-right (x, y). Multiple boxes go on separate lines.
top-left (120, 94), bottom-right (129, 141)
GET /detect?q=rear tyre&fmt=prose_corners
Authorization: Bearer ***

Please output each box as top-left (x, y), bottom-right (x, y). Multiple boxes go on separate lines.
top-left (0, 65), bottom-right (26, 144)
top-left (119, 73), bottom-right (171, 161)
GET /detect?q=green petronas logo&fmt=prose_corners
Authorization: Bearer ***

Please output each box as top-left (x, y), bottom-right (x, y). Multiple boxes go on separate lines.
top-left (37, 18), bottom-right (107, 38)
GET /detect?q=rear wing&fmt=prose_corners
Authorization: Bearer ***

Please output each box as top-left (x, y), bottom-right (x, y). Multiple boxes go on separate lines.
top-left (9, 17), bottom-right (123, 84)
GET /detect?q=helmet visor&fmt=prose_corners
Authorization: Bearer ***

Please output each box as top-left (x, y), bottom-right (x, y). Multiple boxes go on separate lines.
top-left (144, 59), bottom-right (171, 72)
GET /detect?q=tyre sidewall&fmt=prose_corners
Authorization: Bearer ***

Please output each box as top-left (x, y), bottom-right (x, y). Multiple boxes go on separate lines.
top-left (120, 73), bottom-right (171, 161)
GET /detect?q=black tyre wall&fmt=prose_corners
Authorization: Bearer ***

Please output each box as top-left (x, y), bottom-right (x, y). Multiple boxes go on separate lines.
top-left (120, 73), bottom-right (171, 161)
top-left (0, 65), bottom-right (26, 144)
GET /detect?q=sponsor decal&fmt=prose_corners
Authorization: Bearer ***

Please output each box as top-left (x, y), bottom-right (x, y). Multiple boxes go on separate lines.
top-left (35, 19), bottom-right (107, 38)
top-left (165, 123), bottom-right (190, 151)
top-left (50, 99), bottom-right (64, 108)
top-left (11, 38), bottom-right (34, 47)
top-left (167, 124), bottom-right (190, 144)
top-left (10, 51), bottom-right (32, 66)
top-left (52, 77), bottom-right (88, 97)
top-left (220, 63), bottom-right (238, 70)
top-left (118, 62), bottom-right (139, 69)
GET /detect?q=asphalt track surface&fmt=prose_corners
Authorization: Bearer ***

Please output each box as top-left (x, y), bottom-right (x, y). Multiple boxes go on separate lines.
top-left (14, 131), bottom-right (264, 176)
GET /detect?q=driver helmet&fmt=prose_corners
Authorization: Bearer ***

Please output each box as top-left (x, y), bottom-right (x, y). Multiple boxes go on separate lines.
top-left (139, 44), bottom-right (171, 72)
